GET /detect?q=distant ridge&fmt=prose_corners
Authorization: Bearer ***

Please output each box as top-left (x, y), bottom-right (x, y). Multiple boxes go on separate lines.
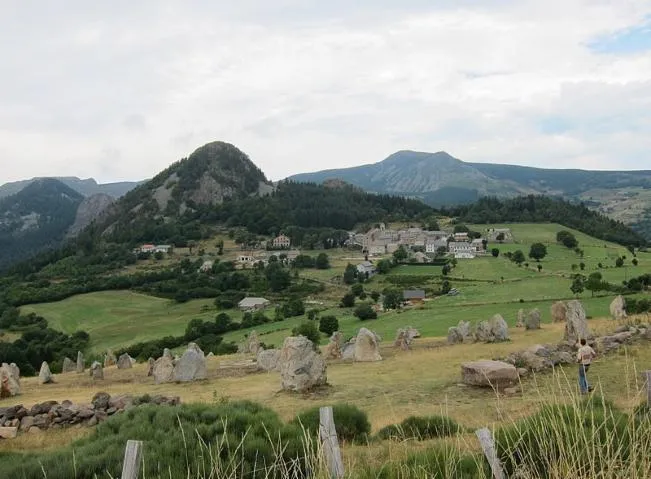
top-left (0, 176), bottom-right (142, 200)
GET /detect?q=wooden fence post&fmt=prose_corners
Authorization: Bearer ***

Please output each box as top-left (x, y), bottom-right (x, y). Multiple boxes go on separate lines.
top-left (475, 427), bottom-right (505, 479)
top-left (319, 406), bottom-right (345, 479)
top-left (121, 440), bottom-right (143, 479)
top-left (646, 370), bottom-right (651, 407)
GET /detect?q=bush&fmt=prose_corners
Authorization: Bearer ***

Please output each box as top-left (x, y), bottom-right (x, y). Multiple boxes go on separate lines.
top-left (351, 283), bottom-right (364, 297)
top-left (377, 415), bottom-right (463, 441)
top-left (291, 321), bottom-right (321, 346)
top-left (0, 402), bottom-right (309, 479)
top-left (319, 315), bottom-right (339, 336)
top-left (340, 292), bottom-right (355, 308)
top-left (292, 403), bottom-right (371, 443)
top-left (354, 303), bottom-right (377, 320)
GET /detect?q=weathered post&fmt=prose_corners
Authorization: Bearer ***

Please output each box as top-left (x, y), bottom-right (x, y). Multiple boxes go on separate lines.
top-left (121, 440), bottom-right (143, 479)
top-left (319, 406), bottom-right (344, 478)
top-left (475, 427), bottom-right (505, 479)
top-left (646, 370), bottom-right (651, 407)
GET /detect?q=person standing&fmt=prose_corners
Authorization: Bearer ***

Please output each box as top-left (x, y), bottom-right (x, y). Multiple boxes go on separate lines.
top-left (577, 338), bottom-right (596, 394)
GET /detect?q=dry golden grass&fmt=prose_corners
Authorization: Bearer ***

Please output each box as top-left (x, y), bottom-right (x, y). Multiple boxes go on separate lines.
top-left (1, 317), bottom-right (649, 455)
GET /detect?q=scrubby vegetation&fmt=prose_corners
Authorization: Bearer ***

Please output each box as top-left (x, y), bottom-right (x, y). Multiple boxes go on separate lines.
top-left (377, 415), bottom-right (464, 441)
top-left (292, 403), bottom-right (371, 443)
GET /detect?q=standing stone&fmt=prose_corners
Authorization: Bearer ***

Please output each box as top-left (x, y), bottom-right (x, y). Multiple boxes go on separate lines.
top-left (76, 351), bottom-right (84, 373)
top-left (90, 361), bottom-right (104, 380)
top-left (341, 340), bottom-right (356, 360)
top-left (257, 349), bottom-right (281, 371)
top-left (6, 363), bottom-right (20, 381)
top-left (62, 357), bottom-right (76, 373)
top-left (0, 363), bottom-right (20, 397)
top-left (117, 353), bottom-right (133, 369)
top-left (475, 320), bottom-right (493, 342)
top-left (564, 300), bottom-right (591, 343)
top-left (461, 360), bottom-right (518, 389)
top-left (354, 328), bottom-right (382, 361)
top-left (153, 355), bottom-right (174, 384)
top-left (457, 320), bottom-right (472, 342)
top-left (516, 309), bottom-right (525, 328)
top-left (104, 350), bottom-right (117, 368)
top-left (447, 326), bottom-right (463, 344)
top-left (39, 362), bottom-right (54, 384)
top-left (525, 309), bottom-right (541, 330)
top-left (163, 348), bottom-right (173, 359)
top-left (147, 357), bottom-right (155, 376)
top-left (609, 296), bottom-right (627, 321)
top-left (279, 336), bottom-right (327, 392)
top-left (324, 331), bottom-right (344, 359)
top-left (173, 343), bottom-right (207, 382)
top-left (238, 330), bottom-right (262, 355)
top-left (551, 301), bottom-right (567, 323)
top-left (491, 314), bottom-right (509, 341)
top-left (394, 328), bottom-right (416, 350)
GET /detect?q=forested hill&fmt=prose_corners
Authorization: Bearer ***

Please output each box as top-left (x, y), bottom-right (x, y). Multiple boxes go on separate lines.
top-left (0, 179), bottom-right (84, 269)
top-left (446, 196), bottom-right (647, 247)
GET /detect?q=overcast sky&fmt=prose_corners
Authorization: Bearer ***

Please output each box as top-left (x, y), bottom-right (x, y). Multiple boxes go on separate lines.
top-left (1, 0), bottom-right (651, 184)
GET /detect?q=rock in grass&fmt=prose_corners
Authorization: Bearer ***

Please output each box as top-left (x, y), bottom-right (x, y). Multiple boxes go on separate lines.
top-left (153, 355), bottom-right (174, 384)
top-left (525, 309), bottom-right (541, 330)
top-left (39, 362), bottom-right (54, 384)
top-left (609, 295), bottom-right (627, 321)
top-left (117, 353), bottom-right (133, 369)
top-left (173, 343), bottom-right (207, 382)
top-left (257, 349), bottom-right (281, 372)
top-left (279, 336), bottom-right (327, 392)
top-left (461, 360), bottom-right (518, 389)
top-left (354, 328), bottom-right (382, 361)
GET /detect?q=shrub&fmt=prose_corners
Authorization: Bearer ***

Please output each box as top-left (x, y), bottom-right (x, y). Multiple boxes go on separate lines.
top-left (292, 404), bottom-right (371, 443)
top-left (0, 402), bottom-right (309, 479)
top-left (491, 248), bottom-right (499, 257)
top-left (340, 292), bottom-right (355, 308)
top-left (291, 321), bottom-right (321, 346)
top-left (319, 315), bottom-right (339, 336)
top-left (351, 283), bottom-right (364, 297)
top-left (354, 303), bottom-right (377, 320)
top-left (377, 415), bottom-right (463, 441)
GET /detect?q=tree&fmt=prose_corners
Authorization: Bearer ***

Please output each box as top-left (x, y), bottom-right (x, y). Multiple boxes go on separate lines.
top-left (454, 224), bottom-right (469, 233)
top-left (354, 303), bottom-right (377, 320)
top-left (319, 316), bottom-right (339, 336)
top-left (376, 259), bottom-right (393, 274)
top-left (307, 309), bottom-right (319, 321)
top-left (343, 263), bottom-right (357, 285)
top-left (351, 284), bottom-right (364, 297)
top-left (615, 257), bottom-right (624, 268)
top-left (216, 239), bottom-right (224, 255)
top-left (393, 246), bottom-right (408, 263)
top-left (370, 291), bottom-right (380, 302)
top-left (481, 239), bottom-right (488, 250)
top-left (537, 264), bottom-right (542, 272)
top-left (627, 245), bottom-right (636, 256)
top-left (382, 288), bottom-right (403, 310)
top-left (265, 262), bottom-right (291, 291)
top-left (442, 264), bottom-right (450, 276)
top-left (153, 251), bottom-right (164, 260)
top-left (315, 253), bottom-right (330, 269)
top-left (632, 258), bottom-right (639, 266)
top-left (570, 276), bottom-right (585, 296)
top-left (496, 232), bottom-right (505, 242)
top-left (187, 240), bottom-right (197, 255)
top-left (292, 322), bottom-right (321, 347)
top-left (585, 272), bottom-right (605, 297)
top-left (579, 262), bottom-right (585, 271)
top-left (282, 297), bottom-right (305, 317)
top-left (528, 243), bottom-right (547, 261)
top-left (436, 246), bottom-right (447, 257)
top-left (441, 280), bottom-right (451, 294)
top-left (556, 231), bottom-right (578, 249)
top-left (491, 248), bottom-right (500, 258)
top-left (512, 250), bottom-right (526, 265)
top-left (340, 293), bottom-right (356, 308)
top-left (214, 313), bottom-right (233, 334)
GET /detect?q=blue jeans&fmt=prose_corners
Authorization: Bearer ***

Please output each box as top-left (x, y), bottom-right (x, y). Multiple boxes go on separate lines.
top-left (578, 364), bottom-right (590, 393)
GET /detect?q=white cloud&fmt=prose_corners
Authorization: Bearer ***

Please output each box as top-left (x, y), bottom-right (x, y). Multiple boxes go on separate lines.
top-left (0, 0), bottom-right (650, 183)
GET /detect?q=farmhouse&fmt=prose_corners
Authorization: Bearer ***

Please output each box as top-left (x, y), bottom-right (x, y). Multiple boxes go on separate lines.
top-left (453, 232), bottom-right (469, 241)
top-left (403, 289), bottom-right (426, 305)
top-left (449, 242), bottom-right (476, 259)
top-left (135, 244), bottom-right (172, 254)
top-left (356, 261), bottom-right (376, 277)
top-left (238, 297), bottom-right (270, 311)
top-left (272, 234), bottom-right (291, 249)
top-left (425, 238), bottom-right (448, 254)
top-left (471, 238), bottom-right (485, 253)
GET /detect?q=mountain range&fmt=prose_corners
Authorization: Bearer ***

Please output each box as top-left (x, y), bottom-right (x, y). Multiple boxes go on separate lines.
top-left (0, 177), bottom-right (141, 200)
top-left (288, 150), bottom-right (651, 237)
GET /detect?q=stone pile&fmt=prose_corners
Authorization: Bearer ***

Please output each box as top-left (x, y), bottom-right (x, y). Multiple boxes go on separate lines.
top-left (153, 344), bottom-right (207, 384)
top-left (0, 392), bottom-right (180, 436)
top-left (393, 327), bottom-right (420, 350)
top-left (279, 336), bottom-right (327, 392)
top-left (0, 363), bottom-right (20, 397)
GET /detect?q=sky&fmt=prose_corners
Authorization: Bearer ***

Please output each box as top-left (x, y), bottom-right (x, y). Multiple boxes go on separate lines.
top-left (1, 0), bottom-right (651, 184)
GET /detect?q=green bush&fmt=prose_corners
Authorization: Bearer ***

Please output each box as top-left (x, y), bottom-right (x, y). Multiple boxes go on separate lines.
top-left (292, 403), bottom-right (371, 443)
top-left (354, 303), bottom-right (377, 320)
top-left (319, 315), bottom-right (339, 336)
top-left (0, 401), bottom-right (308, 479)
top-left (291, 321), bottom-right (321, 346)
top-left (377, 415), bottom-right (463, 441)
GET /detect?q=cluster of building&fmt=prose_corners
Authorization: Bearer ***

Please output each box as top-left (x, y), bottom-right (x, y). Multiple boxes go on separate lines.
top-left (236, 248), bottom-right (301, 267)
top-left (133, 244), bottom-right (172, 255)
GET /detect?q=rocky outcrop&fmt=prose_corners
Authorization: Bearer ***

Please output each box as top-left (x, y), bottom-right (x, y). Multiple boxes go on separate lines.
top-left (354, 328), bottom-right (382, 362)
top-left (67, 193), bottom-right (114, 236)
top-left (173, 343), bottom-right (207, 382)
top-left (0, 393), bottom-right (180, 435)
top-left (256, 349), bottom-right (281, 372)
top-left (0, 364), bottom-right (20, 397)
top-left (76, 351), bottom-right (84, 373)
top-left (525, 309), bottom-right (541, 330)
top-left (38, 362), bottom-right (53, 384)
top-left (551, 301), bottom-right (567, 323)
top-left (461, 360), bottom-right (518, 389)
top-left (89, 361), bottom-right (103, 380)
top-left (117, 353), bottom-right (133, 369)
top-left (609, 296), bottom-right (627, 321)
top-left (62, 357), bottom-right (76, 373)
top-left (563, 300), bottom-right (591, 343)
top-left (279, 336), bottom-right (327, 392)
